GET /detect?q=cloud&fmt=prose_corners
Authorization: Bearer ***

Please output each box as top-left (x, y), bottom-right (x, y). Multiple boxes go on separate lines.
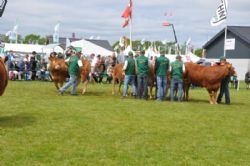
top-left (0, 0), bottom-right (249, 47)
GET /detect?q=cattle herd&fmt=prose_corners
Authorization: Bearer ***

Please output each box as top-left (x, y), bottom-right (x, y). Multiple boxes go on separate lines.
top-left (0, 53), bottom-right (243, 105)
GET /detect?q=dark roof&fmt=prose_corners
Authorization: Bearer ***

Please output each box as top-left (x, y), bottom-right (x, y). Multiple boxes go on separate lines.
top-left (85, 39), bottom-right (113, 51)
top-left (203, 26), bottom-right (250, 48)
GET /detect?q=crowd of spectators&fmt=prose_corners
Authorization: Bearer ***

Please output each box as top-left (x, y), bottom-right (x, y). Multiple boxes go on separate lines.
top-left (6, 50), bottom-right (50, 81)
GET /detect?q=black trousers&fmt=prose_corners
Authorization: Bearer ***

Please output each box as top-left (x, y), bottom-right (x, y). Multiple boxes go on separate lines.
top-left (217, 77), bottom-right (230, 104)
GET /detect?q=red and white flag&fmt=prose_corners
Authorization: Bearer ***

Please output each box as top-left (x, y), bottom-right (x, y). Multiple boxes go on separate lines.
top-left (121, 0), bottom-right (132, 28)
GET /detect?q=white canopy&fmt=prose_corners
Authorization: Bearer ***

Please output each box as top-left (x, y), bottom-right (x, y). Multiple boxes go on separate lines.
top-left (71, 39), bottom-right (114, 57)
top-left (42, 44), bottom-right (64, 54)
top-left (4, 43), bottom-right (45, 54)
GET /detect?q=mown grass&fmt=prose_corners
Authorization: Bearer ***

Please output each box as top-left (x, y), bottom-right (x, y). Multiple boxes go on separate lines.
top-left (0, 81), bottom-right (250, 166)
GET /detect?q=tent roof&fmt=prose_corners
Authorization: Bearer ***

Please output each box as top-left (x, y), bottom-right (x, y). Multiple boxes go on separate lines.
top-left (4, 43), bottom-right (45, 54)
top-left (71, 39), bottom-right (114, 56)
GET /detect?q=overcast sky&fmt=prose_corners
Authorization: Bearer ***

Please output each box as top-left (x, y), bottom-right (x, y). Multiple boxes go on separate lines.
top-left (0, 0), bottom-right (249, 47)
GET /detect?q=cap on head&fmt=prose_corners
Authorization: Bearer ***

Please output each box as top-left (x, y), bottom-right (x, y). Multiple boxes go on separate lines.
top-left (159, 47), bottom-right (166, 54)
top-left (176, 55), bottom-right (182, 60)
top-left (128, 51), bottom-right (133, 57)
top-left (220, 56), bottom-right (226, 62)
top-left (140, 48), bottom-right (145, 54)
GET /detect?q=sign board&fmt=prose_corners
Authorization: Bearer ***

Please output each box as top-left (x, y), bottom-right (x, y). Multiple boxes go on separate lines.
top-left (225, 38), bottom-right (235, 50)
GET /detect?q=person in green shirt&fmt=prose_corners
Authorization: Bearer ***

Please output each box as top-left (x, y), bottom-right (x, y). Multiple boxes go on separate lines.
top-left (136, 48), bottom-right (149, 100)
top-left (170, 55), bottom-right (185, 102)
top-left (122, 51), bottom-right (136, 98)
top-left (155, 48), bottom-right (169, 101)
top-left (59, 49), bottom-right (83, 96)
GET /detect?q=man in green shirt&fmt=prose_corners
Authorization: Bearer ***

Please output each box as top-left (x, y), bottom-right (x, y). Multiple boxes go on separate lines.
top-left (136, 48), bottom-right (149, 100)
top-left (155, 48), bottom-right (169, 101)
top-left (59, 49), bottom-right (83, 96)
top-left (122, 51), bottom-right (136, 98)
top-left (170, 55), bottom-right (185, 102)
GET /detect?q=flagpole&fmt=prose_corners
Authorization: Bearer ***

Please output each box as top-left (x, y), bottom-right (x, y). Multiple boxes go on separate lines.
top-left (223, 26), bottom-right (227, 57)
top-left (130, 17), bottom-right (132, 49)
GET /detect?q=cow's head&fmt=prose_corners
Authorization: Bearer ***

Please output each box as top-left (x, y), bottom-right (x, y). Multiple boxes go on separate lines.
top-left (226, 63), bottom-right (236, 76)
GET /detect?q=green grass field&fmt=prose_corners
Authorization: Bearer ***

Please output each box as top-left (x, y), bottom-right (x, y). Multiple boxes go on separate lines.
top-left (0, 81), bottom-right (250, 166)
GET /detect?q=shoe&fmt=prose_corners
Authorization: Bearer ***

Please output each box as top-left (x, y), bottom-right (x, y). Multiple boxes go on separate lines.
top-left (121, 96), bottom-right (126, 99)
top-left (71, 94), bottom-right (78, 96)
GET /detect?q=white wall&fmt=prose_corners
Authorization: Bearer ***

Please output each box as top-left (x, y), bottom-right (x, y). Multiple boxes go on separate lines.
top-left (208, 59), bottom-right (250, 80)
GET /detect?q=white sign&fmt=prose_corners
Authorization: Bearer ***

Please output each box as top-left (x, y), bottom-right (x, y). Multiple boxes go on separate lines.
top-left (225, 38), bottom-right (235, 50)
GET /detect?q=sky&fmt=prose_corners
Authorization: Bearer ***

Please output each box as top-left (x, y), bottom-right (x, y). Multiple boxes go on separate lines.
top-left (0, 0), bottom-right (249, 48)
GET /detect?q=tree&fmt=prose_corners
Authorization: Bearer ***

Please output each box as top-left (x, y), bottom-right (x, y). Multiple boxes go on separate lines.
top-left (195, 48), bottom-right (203, 57)
top-left (23, 34), bottom-right (41, 44)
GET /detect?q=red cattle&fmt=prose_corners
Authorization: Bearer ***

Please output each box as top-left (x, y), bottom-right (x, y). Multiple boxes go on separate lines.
top-left (184, 62), bottom-right (235, 104)
top-left (0, 56), bottom-right (8, 96)
top-left (79, 59), bottom-right (91, 95)
top-left (112, 64), bottom-right (124, 95)
top-left (48, 56), bottom-right (69, 90)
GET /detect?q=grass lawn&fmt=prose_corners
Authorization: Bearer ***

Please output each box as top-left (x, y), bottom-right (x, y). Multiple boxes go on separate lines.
top-left (0, 81), bottom-right (250, 166)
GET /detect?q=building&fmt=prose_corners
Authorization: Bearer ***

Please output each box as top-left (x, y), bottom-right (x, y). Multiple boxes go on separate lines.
top-left (203, 26), bottom-right (250, 80)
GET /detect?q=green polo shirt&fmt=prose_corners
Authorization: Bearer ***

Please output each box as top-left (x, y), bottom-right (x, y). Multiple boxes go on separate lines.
top-left (125, 57), bottom-right (136, 75)
top-left (68, 55), bottom-right (80, 76)
top-left (156, 55), bottom-right (169, 76)
top-left (136, 55), bottom-right (149, 76)
top-left (171, 60), bottom-right (183, 80)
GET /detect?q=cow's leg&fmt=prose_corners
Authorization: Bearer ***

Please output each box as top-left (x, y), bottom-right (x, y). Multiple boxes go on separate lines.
top-left (54, 81), bottom-right (60, 90)
top-left (213, 90), bottom-right (218, 104)
top-left (118, 80), bottom-right (122, 95)
top-left (112, 77), bottom-right (116, 95)
top-left (207, 90), bottom-right (213, 104)
top-left (149, 84), bottom-right (153, 99)
top-left (59, 82), bottom-right (64, 88)
top-left (82, 80), bottom-right (88, 95)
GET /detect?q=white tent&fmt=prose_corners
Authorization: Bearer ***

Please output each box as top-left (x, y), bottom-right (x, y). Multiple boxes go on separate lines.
top-left (71, 39), bottom-right (114, 57)
top-left (4, 43), bottom-right (45, 54)
top-left (42, 44), bottom-right (64, 55)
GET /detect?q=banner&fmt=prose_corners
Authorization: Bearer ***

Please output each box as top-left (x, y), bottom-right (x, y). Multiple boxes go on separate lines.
top-left (225, 38), bottom-right (235, 50)
top-left (210, 0), bottom-right (228, 26)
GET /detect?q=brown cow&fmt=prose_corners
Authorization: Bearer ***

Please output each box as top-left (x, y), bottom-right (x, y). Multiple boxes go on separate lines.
top-left (79, 59), bottom-right (91, 95)
top-left (49, 56), bottom-right (69, 90)
top-left (112, 64), bottom-right (124, 95)
top-left (0, 56), bottom-right (8, 96)
top-left (184, 62), bottom-right (235, 104)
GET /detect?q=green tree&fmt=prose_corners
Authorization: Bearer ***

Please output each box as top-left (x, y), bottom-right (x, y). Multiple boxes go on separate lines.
top-left (195, 48), bottom-right (203, 57)
top-left (24, 34), bottom-right (41, 44)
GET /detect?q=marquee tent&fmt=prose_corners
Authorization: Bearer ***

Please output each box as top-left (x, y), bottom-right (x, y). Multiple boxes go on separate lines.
top-left (71, 39), bottom-right (114, 56)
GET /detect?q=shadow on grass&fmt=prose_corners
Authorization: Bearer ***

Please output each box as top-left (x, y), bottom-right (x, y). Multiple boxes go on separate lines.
top-left (0, 114), bottom-right (36, 128)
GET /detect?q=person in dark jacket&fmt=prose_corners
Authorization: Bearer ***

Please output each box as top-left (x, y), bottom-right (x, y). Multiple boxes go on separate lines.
top-left (217, 56), bottom-right (231, 105)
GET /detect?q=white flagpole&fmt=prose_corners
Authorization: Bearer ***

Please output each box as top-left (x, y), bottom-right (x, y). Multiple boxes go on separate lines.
top-left (223, 26), bottom-right (227, 57)
top-left (223, 0), bottom-right (228, 57)
top-left (129, 0), bottom-right (133, 50)
top-left (130, 18), bottom-right (132, 49)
